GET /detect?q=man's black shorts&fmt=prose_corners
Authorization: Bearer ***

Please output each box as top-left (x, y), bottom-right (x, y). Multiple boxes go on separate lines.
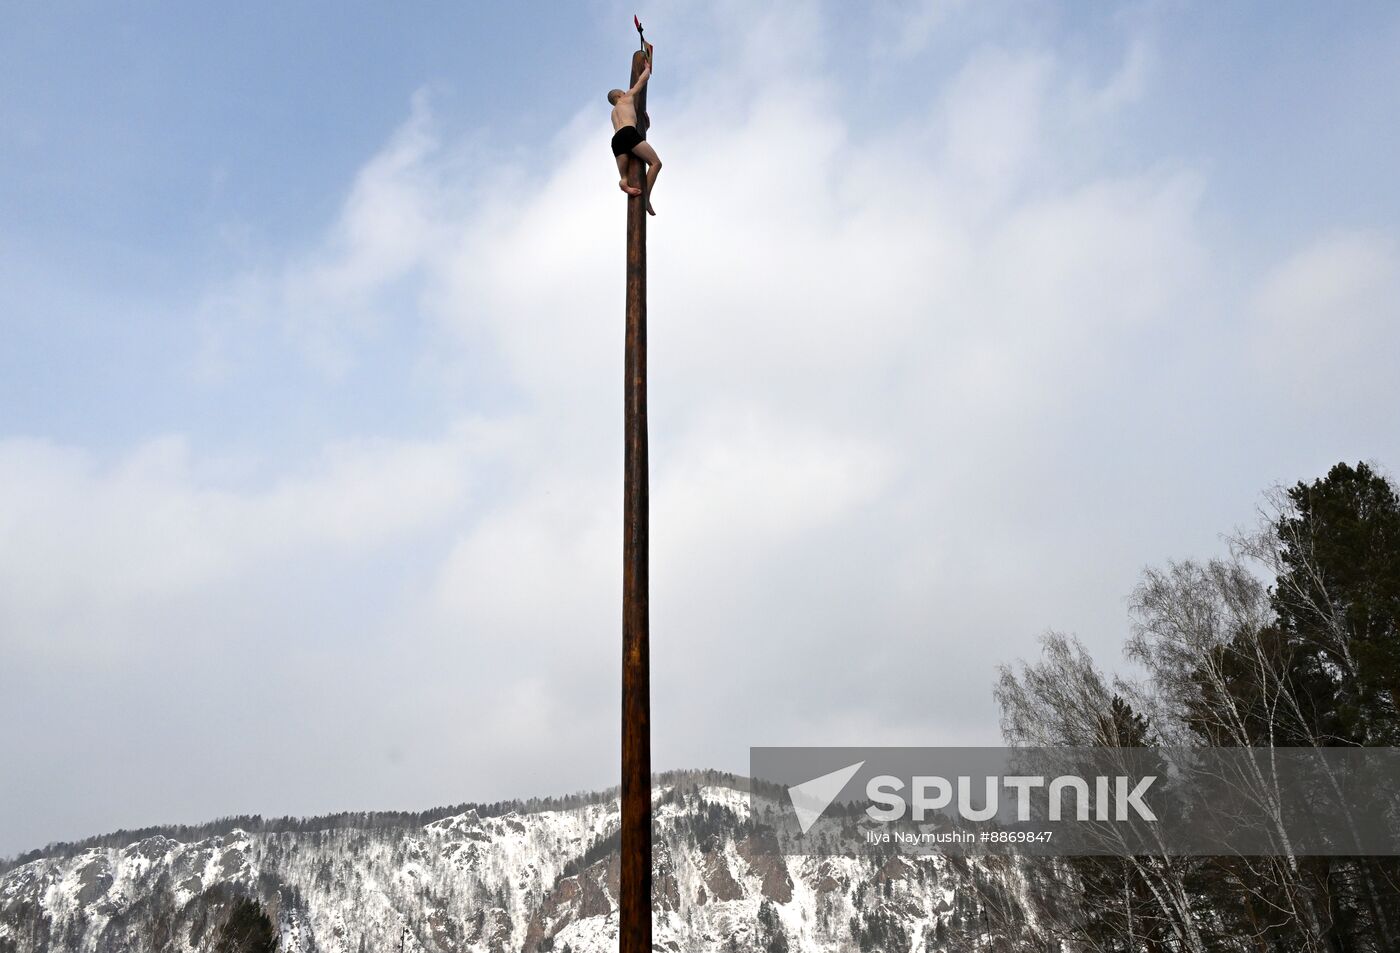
top-left (611, 125), bottom-right (643, 157)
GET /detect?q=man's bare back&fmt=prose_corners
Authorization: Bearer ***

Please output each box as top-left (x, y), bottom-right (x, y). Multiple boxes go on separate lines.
top-left (607, 64), bottom-right (662, 215)
top-left (610, 89), bottom-right (640, 132)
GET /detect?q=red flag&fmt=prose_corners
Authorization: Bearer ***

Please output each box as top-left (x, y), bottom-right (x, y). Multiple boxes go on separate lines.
top-left (634, 14), bottom-right (643, 32)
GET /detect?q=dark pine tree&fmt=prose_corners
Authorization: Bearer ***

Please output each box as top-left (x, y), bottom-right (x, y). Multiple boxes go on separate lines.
top-left (1272, 461), bottom-right (1400, 745)
top-left (213, 897), bottom-right (278, 953)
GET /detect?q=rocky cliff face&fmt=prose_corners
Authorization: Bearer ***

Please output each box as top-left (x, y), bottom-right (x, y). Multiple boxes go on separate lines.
top-left (0, 774), bottom-right (1041, 952)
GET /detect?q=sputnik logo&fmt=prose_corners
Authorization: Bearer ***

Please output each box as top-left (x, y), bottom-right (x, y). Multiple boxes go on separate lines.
top-left (786, 760), bottom-right (1159, 832)
top-left (787, 761), bottom-right (865, 834)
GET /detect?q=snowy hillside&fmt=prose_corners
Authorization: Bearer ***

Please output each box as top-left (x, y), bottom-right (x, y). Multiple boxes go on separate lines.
top-left (0, 772), bottom-right (1041, 953)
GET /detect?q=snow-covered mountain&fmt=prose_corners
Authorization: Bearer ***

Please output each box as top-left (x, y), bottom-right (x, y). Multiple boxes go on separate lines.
top-left (0, 772), bottom-right (1041, 953)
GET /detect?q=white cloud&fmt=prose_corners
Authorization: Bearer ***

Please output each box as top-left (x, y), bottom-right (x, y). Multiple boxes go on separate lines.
top-left (1252, 231), bottom-right (1400, 406)
top-left (0, 425), bottom-right (490, 659)
top-left (15, 19), bottom-right (1205, 757)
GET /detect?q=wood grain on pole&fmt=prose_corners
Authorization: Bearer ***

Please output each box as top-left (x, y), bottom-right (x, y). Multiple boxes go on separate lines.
top-left (620, 46), bottom-right (652, 953)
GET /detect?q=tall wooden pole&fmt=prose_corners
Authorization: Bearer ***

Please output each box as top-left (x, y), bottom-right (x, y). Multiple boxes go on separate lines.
top-left (620, 46), bottom-right (652, 953)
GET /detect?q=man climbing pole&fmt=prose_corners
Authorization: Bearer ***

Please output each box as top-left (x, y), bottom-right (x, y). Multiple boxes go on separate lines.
top-left (619, 18), bottom-right (654, 953)
top-left (608, 36), bottom-right (661, 215)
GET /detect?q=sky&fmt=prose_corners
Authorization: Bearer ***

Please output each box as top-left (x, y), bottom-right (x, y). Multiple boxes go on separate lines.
top-left (2, 0), bottom-right (1399, 858)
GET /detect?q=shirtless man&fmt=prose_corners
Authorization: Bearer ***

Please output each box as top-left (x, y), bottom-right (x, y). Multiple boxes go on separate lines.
top-left (609, 62), bottom-right (662, 215)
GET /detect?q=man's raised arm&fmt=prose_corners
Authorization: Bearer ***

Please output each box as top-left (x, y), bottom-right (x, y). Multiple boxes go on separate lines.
top-left (627, 65), bottom-right (651, 97)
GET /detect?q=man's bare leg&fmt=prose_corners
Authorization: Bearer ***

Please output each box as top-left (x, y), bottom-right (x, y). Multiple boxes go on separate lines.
top-left (615, 154), bottom-right (641, 196)
top-left (631, 142), bottom-right (662, 215)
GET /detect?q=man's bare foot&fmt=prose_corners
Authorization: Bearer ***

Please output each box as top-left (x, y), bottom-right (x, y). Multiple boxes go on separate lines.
top-left (619, 180), bottom-right (642, 195)
top-left (647, 200), bottom-right (657, 216)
